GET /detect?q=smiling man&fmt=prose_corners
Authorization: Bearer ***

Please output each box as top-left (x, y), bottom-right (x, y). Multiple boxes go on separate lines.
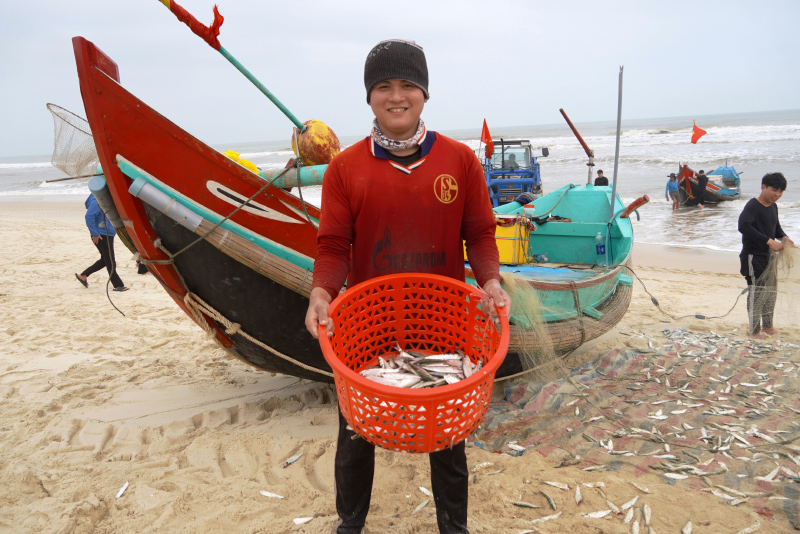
top-left (305, 39), bottom-right (510, 534)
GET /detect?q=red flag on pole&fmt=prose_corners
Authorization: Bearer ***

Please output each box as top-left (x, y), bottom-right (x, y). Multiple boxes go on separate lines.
top-left (481, 119), bottom-right (494, 158)
top-left (160, 0), bottom-right (224, 50)
top-left (691, 120), bottom-right (707, 144)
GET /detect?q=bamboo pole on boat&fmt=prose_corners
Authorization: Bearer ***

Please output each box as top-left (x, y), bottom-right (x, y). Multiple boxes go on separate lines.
top-left (559, 108), bottom-right (594, 185)
top-left (45, 172), bottom-right (102, 183)
top-left (607, 66), bottom-right (624, 267)
top-left (155, 0), bottom-right (306, 132)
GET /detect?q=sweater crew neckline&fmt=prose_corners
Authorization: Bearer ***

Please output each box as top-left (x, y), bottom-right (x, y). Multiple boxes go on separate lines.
top-left (370, 130), bottom-right (436, 175)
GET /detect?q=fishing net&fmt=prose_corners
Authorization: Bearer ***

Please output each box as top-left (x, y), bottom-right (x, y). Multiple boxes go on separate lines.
top-left (47, 103), bottom-right (99, 178)
top-left (501, 272), bottom-right (558, 380)
top-left (499, 268), bottom-right (631, 384)
top-left (748, 245), bottom-right (800, 335)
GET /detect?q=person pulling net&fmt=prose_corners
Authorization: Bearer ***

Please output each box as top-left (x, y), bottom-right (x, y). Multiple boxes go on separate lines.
top-left (738, 172), bottom-right (796, 337)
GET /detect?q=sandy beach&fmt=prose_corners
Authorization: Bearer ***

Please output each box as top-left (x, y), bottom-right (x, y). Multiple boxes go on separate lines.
top-left (1, 200), bottom-right (798, 534)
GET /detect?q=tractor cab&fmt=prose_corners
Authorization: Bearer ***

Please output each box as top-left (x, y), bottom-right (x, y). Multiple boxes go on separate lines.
top-left (478, 139), bottom-right (548, 207)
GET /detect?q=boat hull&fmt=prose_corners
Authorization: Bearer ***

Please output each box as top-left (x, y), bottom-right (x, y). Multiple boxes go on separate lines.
top-left (677, 163), bottom-right (740, 205)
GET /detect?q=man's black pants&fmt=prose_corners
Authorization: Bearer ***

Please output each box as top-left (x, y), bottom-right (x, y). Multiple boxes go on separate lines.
top-left (740, 252), bottom-right (777, 332)
top-left (335, 410), bottom-right (469, 534)
top-left (81, 235), bottom-right (124, 289)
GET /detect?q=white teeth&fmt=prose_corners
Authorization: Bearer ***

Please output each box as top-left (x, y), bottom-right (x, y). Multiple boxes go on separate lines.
top-left (388, 108), bottom-right (405, 112)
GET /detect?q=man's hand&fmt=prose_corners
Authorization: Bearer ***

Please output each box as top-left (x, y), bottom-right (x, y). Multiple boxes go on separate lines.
top-left (92, 235), bottom-right (101, 244)
top-left (306, 287), bottom-right (334, 339)
top-left (782, 236), bottom-right (795, 248)
top-left (768, 238), bottom-right (784, 252)
top-left (480, 278), bottom-right (512, 324)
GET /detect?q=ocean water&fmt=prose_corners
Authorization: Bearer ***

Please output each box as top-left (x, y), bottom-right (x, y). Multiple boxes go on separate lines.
top-left (3, 109), bottom-right (799, 252)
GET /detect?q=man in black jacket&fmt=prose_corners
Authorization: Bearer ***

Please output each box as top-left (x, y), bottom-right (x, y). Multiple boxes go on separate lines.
top-left (738, 172), bottom-right (794, 335)
top-left (594, 169), bottom-right (609, 186)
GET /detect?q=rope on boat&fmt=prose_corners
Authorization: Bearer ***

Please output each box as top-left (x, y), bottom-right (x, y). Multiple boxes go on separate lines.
top-left (291, 159), bottom-right (320, 230)
top-left (132, 165), bottom-right (335, 378)
top-left (183, 291), bottom-right (334, 378)
top-left (570, 282), bottom-right (586, 348)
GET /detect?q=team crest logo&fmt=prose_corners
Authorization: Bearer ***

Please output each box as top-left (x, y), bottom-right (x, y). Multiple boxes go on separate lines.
top-left (434, 174), bottom-right (458, 204)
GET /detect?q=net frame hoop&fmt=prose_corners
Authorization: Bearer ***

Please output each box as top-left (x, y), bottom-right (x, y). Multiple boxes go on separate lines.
top-left (47, 103), bottom-right (94, 138)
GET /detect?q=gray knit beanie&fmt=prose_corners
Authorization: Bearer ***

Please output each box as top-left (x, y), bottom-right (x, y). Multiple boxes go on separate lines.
top-left (364, 39), bottom-right (429, 103)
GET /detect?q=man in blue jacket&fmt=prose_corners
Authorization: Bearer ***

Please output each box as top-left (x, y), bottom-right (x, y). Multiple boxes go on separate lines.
top-left (75, 194), bottom-right (129, 291)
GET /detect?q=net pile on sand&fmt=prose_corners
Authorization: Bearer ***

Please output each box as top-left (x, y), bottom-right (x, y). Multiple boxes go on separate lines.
top-left (47, 103), bottom-right (99, 178)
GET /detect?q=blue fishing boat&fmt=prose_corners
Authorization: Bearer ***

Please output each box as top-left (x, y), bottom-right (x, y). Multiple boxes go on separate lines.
top-left (72, 37), bottom-right (639, 383)
top-left (677, 161), bottom-right (741, 205)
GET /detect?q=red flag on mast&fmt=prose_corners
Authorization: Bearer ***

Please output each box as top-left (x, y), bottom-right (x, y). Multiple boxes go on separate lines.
top-left (481, 119), bottom-right (494, 158)
top-left (691, 120), bottom-right (707, 144)
top-left (160, 0), bottom-right (225, 50)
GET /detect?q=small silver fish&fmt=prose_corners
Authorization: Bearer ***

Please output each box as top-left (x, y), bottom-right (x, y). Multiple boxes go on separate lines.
top-left (734, 520), bottom-right (761, 534)
top-left (606, 499), bottom-right (621, 515)
top-left (621, 495), bottom-right (639, 511)
top-left (470, 462), bottom-right (493, 472)
top-left (543, 481), bottom-right (570, 490)
top-left (512, 502), bottom-right (541, 509)
top-left (259, 490), bottom-right (284, 499)
top-left (624, 507), bottom-right (634, 524)
top-left (413, 499), bottom-right (430, 515)
top-left (540, 490), bottom-right (556, 510)
top-left (629, 482), bottom-right (651, 494)
top-left (282, 452), bottom-right (302, 468)
top-left (583, 510), bottom-right (612, 518)
top-left (530, 511), bottom-right (562, 524)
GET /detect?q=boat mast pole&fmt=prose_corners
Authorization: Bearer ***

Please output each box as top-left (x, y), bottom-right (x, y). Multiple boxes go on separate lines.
top-left (607, 66), bottom-right (624, 266)
top-left (559, 108), bottom-right (594, 185)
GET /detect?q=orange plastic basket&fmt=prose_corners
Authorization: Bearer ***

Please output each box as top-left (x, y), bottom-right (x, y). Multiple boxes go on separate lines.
top-left (319, 273), bottom-right (509, 454)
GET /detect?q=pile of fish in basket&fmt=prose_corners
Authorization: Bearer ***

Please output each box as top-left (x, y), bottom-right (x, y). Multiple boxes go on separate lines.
top-left (358, 344), bottom-right (482, 389)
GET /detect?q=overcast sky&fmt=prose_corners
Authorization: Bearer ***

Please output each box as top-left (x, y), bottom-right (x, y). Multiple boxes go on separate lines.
top-left (2, 0), bottom-right (799, 158)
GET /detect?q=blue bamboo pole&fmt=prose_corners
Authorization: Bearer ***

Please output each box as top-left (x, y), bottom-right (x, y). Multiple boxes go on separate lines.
top-left (218, 47), bottom-right (305, 132)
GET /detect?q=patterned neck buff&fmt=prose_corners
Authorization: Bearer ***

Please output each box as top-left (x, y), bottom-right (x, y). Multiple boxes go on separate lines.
top-left (371, 118), bottom-right (426, 152)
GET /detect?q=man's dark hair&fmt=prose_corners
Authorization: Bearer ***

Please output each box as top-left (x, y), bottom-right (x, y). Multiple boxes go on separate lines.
top-left (597, 169), bottom-right (603, 175)
top-left (762, 172), bottom-right (787, 191)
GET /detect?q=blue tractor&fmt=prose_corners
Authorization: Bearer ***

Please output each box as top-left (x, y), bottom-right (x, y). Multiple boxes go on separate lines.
top-left (479, 139), bottom-right (548, 207)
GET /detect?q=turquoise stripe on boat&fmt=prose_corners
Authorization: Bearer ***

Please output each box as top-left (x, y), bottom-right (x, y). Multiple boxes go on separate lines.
top-left (119, 159), bottom-right (315, 271)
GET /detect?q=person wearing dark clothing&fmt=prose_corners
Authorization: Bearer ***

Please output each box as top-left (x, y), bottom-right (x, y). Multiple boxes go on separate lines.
top-left (738, 172), bottom-right (793, 335)
top-left (594, 169), bottom-right (609, 186)
top-left (305, 39), bottom-right (511, 534)
top-left (506, 153), bottom-right (520, 170)
top-left (694, 170), bottom-right (708, 208)
top-left (75, 194), bottom-right (128, 291)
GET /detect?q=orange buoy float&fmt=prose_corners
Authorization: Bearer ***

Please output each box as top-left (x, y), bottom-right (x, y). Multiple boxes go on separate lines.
top-left (291, 120), bottom-right (341, 166)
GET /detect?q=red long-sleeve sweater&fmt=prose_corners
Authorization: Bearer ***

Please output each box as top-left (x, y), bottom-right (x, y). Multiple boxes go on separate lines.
top-left (312, 131), bottom-right (501, 300)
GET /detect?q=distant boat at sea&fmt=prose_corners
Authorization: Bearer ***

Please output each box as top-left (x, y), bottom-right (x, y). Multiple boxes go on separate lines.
top-left (677, 161), bottom-right (741, 205)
